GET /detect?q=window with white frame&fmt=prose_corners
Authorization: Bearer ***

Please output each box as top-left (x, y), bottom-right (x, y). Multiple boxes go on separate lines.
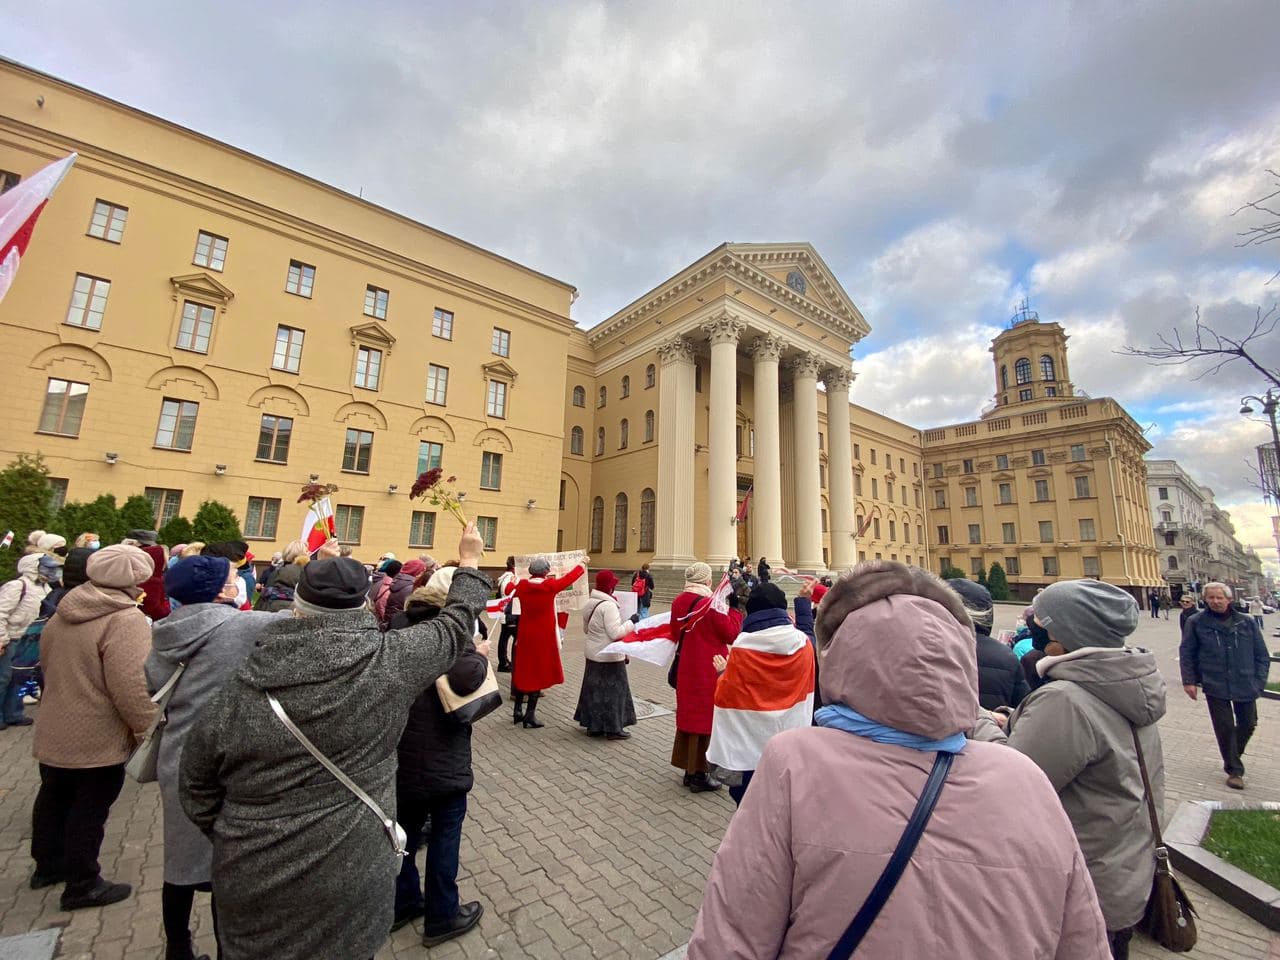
top-left (335, 505), bottom-right (364, 543)
top-left (644, 410), bottom-right (654, 443)
top-left (273, 325), bottom-right (304, 372)
top-left (244, 497), bottom-right (281, 539)
top-left (1042, 556), bottom-right (1059, 576)
top-left (342, 428), bottom-right (373, 473)
top-left (176, 301), bottom-right (215, 353)
top-left (88, 200), bottom-right (128, 243)
top-left (645, 364), bottom-right (655, 388)
top-left (570, 426), bottom-right (584, 455)
top-left (354, 346), bottom-right (382, 390)
top-left (491, 327), bottom-right (510, 357)
top-left (426, 364), bottom-right (449, 405)
top-left (1002, 522), bottom-right (1016, 543)
top-left (476, 516), bottom-right (498, 550)
top-left (145, 487), bottom-right (183, 528)
top-left (364, 285), bottom-right (389, 319)
top-left (1079, 518), bottom-right (1096, 541)
top-left (432, 308), bottom-right (453, 339)
top-left (1039, 520), bottom-right (1054, 542)
top-left (1074, 475), bottom-right (1091, 498)
top-left (410, 511), bottom-right (436, 548)
top-left (256, 414), bottom-right (292, 463)
top-left (1082, 556), bottom-right (1100, 577)
top-left (155, 398), bottom-right (199, 450)
top-left (66, 273), bottom-right (110, 329)
top-left (286, 260), bottom-right (315, 298)
top-left (193, 231), bottom-right (228, 270)
top-left (486, 379), bottom-right (507, 418)
top-left (480, 451), bottom-right (503, 490)
top-left (417, 441), bottom-right (443, 475)
top-left (38, 378), bottom-right (89, 436)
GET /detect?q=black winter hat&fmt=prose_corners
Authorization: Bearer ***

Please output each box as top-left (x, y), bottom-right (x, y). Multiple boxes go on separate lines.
top-left (946, 577), bottom-right (994, 632)
top-left (62, 547), bottom-right (95, 589)
top-left (746, 582), bottom-right (788, 615)
top-left (383, 560), bottom-right (403, 578)
top-left (296, 557), bottom-right (371, 613)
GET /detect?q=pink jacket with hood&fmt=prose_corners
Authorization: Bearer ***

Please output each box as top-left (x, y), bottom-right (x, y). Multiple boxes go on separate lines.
top-left (688, 560), bottom-right (1110, 960)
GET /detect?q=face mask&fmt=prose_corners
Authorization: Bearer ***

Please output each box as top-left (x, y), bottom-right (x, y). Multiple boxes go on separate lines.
top-left (53, 546), bottom-right (68, 557)
top-left (89, 540), bottom-right (100, 550)
top-left (1027, 618), bottom-right (1053, 651)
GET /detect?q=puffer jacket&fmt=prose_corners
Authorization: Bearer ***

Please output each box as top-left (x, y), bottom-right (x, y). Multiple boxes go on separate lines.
top-left (977, 629), bottom-right (1029, 710)
top-left (383, 572), bottom-right (417, 625)
top-left (689, 560), bottom-right (1109, 959)
top-left (1006, 646), bottom-right (1167, 930)
top-left (0, 555), bottom-right (46, 640)
top-left (1179, 609), bottom-right (1268, 701)
top-left (581, 589), bottom-right (634, 663)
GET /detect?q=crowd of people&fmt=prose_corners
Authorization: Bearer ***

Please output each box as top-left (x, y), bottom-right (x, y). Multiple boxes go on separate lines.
top-left (0, 518), bottom-right (1270, 960)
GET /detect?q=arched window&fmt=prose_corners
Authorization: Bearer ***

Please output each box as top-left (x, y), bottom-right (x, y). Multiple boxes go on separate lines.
top-left (1000, 365), bottom-right (1008, 389)
top-left (645, 364), bottom-right (656, 388)
top-left (621, 375), bottom-right (630, 398)
top-left (598, 386), bottom-right (607, 408)
top-left (1167, 555), bottom-right (1179, 570)
top-left (570, 426), bottom-right (583, 455)
top-left (1014, 357), bottom-right (1031, 384)
top-left (1040, 355), bottom-right (1056, 381)
top-left (571, 385), bottom-right (585, 407)
top-left (644, 410), bottom-right (655, 443)
top-left (613, 493), bottom-right (628, 551)
top-left (619, 418), bottom-right (629, 449)
top-left (639, 488), bottom-right (655, 551)
top-left (589, 497), bottom-right (604, 553)
top-left (595, 427), bottom-right (605, 456)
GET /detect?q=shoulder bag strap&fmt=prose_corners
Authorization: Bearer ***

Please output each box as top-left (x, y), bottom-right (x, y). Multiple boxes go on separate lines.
top-left (826, 751), bottom-right (955, 960)
top-left (137, 663), bottom-right (186, 739)
top-left (266, 692), bottom-right (407, 856)
top-left (1129, 725), bottom-right (1163, 846)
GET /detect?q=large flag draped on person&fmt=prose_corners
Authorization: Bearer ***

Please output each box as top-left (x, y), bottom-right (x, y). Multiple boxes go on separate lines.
top-left (599, 573), bottom-right (734, 666)
top-left (0, 153), bottom-right (77, 304)
top-left (300, 497), bottom-right (336, 551)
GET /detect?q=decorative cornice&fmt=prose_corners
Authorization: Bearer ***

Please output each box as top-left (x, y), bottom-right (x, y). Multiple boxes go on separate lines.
top-left (170, 272), bottom-right (234, 311)
top-left (823, 367), bottom-right (855, 392)
top-left (349, 321), bottom-right (396, 351)
top-left (702, 312), bottom-right (746, 346)
top-left (750, 334), bottom-right (785, 363)
top-left (789, 352), bottom-right (824, 379)
top-left (656, 336), bottom-right (696, 366)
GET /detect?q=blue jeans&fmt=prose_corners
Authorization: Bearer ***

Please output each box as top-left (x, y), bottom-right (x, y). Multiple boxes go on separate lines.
top-left (395, 790), bottom-right (468, 924)
top-left (0, 643), bottom-right (26, 723)
top-left (638, 604), bottom-right (650, 620)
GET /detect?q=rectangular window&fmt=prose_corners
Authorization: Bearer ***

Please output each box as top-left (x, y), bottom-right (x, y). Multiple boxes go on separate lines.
top-left (1161, 510), bottom-right (1172, 522)
top-left (888, 520), bottom-right (895, 540)
top-left (1002, 522), bottom-right (1016, 544)
top-left (417, 441), bottom-right (443, 475)
top-left (964, 486), bottom-right (978, 507)
top-left (873, 518), bottom-right (881, 539)
top-left (176, 300), bottom-right (215, 353)
top-left (1034, 479), bottom-right (1049, 501)
top-left (854, 474), bottom-right (862, 495)
top-left (559, 479), bottom-right (567, 511)
top-left (432, 307), bottom-right (454, 339)
top-left (480, 451), bottom-right (503, 490)
top-left (1074, 475), bottom-right (1091, 498)
top-left (342, 428), bottom-right (373, 473)
top-left (88, 200), bottom-right (128, 243)
top-left (334, 505), bottom-right (364, 544)
top-left (998, 482), bottom-right (1012, 504)
top-left (1005, 556), bottom-right (1021, 576)
top-left (354, 346), bottom-right (382, 390)
top-left (425, 364), bottom-right (449, 405)
top-left (155, 398), bottom-right (198, 450)
top-left (0, 170), bottom-right (19, 194)
top-left (885, 482), bottom-right (891, 502)
top-left (491, 327), bottom-right (511, 357)
top-left (1039, 520), bottom-right (1054, 543)
top-left (870, 449), bottom-right (877, 465)
top-left (193, 231), bottom-right (228, 271)
top-left (934, 489), bottom-right (946, 508)
top-left (915, 488), bottom-right (921, 507)
top-left (487, 380), bottom-right (507, 418)
top-left (477, 516), bottom-right (498, 550)
top-left (66, 273), bottom-right (110, 329)
top-left (971, 557), bottom-right (984, 576)
top-left (936, 525), bottom-right (950, 545)
top-left (47, 477), bottom-right (69, 513)
top-left (145, 487), bottom-right (183, 528)
top-left (904, 524), bottom-right (910, 543)
top-left (871, 478), bottom-right (878, 499)
top-left (286, 260), bottom-right (315, 297)
top-left (273, 325), bottom-right (305, 372)
top-left (1019, 388), bottom-right (1033, 402)
top-left (1046, 386), bottom-right (1057, 397)
top-left (968, 523), bottom-right (981, 544)
top-left (38, 378), bottom-right (89, 436)
top-left (1031, 448), bottom-right (1046, 466)
top-left (932, 463), bottom-right (943, 479)
top-left (1164, 531), bottom-right (1177, 546)
top-left (410, 511), bottom-right (436, 548)
top-left (962, 458), bottom-right (974, 474)
top-left (1079, 518), bottom-right (1096, 541)
top-left (1042, 556), bottom-right (1059, 577)
top-left (1071, 444), bottom-right (1086, 462)
top-left (995, 454), bottom-right (1009, 470)
top-left (1082, 556), bottom-right (1100, 577)
top-left (917, 525), bottom-right (923, 544)
top-left (1157, 486), bottom-right (1169, 500)
top-left (364, 284), bottom-right (389, 319)
top-left (244, 496), bottom-right (281, 539)
top-left (853, 443), bottom-right (860, 459)
top-left (256, 414), bottom-right (293, 463)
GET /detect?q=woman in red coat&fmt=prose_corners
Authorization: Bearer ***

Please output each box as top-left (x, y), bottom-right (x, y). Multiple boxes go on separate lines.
top-left (670, 561), bottom-right (742, 792)
top-left (511, 558), bottom-right (586, 729)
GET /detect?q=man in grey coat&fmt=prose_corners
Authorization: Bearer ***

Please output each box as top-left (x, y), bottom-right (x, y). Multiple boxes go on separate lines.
top-left (180, 523), bottom-right (491, 960)
top-left (1004, 579), bottom-right (1167, 960)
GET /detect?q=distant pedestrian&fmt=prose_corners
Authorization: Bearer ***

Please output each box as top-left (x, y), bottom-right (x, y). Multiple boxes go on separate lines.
top-left (1179, 582), bottom-right (1269, 790)
top-left (1148, 589), bottom-right (1160, 619)
top-left (756, 556), bottom-right (770, 583)
top-left (0, 554), bottom-right (46, 728)
top-left (633, 562), bottom-right (654, 619)
top-left (495, 556), bottom-right (519, 673)
top-left (949, 578), bottom-right (1029, 711)
top-left (1178, 595), bottom-right (1196, 632)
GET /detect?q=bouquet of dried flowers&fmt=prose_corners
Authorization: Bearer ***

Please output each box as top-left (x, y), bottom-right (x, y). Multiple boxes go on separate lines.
top-left (411, 468), bottom-right (468, 527)
top-left (298, 481), bottom-right (339, 504)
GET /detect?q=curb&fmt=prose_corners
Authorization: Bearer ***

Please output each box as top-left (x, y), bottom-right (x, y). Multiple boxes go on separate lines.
top-left (1165, 800), bottom-right (1280, 931)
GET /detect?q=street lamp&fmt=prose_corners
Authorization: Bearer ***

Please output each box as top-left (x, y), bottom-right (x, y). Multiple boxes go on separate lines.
top-left (1240, 388), bottom-right (1280, 578)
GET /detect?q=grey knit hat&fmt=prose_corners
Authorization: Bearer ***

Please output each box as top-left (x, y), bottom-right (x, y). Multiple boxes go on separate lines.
top-left (1032, 579), bottom-right (1138, 652)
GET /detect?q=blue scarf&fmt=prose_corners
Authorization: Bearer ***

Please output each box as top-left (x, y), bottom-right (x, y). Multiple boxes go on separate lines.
top-left (741, 607), bottom-right (792, 632)
top-left (814, 703), bottom-right (966, 754)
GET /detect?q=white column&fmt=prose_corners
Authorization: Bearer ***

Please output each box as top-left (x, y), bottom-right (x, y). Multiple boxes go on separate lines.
top-left (751, 335), bottom-right (785, 568)
top-left (824, 367), bottom-right (857, 570)
top-left (791, 352), bottom-right (825, 572)
top-left (704, 313), bottom-right (745, 568)
top-left (652, 336), bottom-right (698, 569)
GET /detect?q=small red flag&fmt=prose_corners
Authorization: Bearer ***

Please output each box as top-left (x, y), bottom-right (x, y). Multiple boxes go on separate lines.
top-left (734, 488), bottom-right (752, 523)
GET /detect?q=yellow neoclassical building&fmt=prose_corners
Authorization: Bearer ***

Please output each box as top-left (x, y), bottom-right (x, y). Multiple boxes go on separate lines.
top-left (0, 59), bottom-right (1159, 601)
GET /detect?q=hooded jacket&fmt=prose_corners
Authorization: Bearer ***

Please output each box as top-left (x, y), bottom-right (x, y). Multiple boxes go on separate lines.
top-left (1179, 608), bottom-right (1268, 701)
top-left (33, 582), bottom-right (157, 767)
top-left (179, 567), bottom-right (491, 960)
top-left (689, 561), bottom-right (1109, 959)
top-left (139, 543), bottom-right (172, 621)
top-left (976, 628), bottom-right (1030, 710)
top-left (146, 603), bottom-right (287, 884)
top-left (1006, 646), bottom-right (1167, 930)
top-left (0, 554), bottom-right (46, 640)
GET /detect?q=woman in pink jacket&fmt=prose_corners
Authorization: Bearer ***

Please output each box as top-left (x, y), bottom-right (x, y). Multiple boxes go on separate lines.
top-left (688, 560), bottom-right (1110, 959)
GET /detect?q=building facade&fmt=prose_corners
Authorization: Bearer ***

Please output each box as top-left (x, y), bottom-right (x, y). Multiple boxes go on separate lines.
top-left (1145, 460), bottom-right (1212, 598)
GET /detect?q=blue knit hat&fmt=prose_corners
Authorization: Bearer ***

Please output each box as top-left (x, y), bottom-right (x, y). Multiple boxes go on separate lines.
top-left (164, 556), bottom-right (232, 605)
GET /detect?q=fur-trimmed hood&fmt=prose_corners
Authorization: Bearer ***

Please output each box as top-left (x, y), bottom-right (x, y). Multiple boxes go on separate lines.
top-left (814, 560), bottom-right (978, 740)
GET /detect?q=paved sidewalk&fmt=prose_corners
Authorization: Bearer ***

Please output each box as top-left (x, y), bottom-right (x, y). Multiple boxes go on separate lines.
top-left (0, 606), bottom-right (1274, 958)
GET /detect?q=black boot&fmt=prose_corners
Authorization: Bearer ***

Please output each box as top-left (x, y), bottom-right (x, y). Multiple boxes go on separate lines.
top-left (512, 691), bottom-right (525, 724)
top-left (522, 692), bottom-right (545, 729)
top-left (688, 772), bottom-right (721, 794)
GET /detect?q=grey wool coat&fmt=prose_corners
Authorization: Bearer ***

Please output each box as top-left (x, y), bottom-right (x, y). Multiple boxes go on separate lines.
top-left (146, 603), bottom-right (288, 885)
top-left (179, 568), bottom-right (492, 960)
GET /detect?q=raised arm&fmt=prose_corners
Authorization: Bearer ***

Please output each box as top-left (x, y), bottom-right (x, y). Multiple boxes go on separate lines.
top-left (545, 564), bottom-right (586, 592)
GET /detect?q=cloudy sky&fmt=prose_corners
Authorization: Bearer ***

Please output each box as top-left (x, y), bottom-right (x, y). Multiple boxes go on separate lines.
top-left (6, 0), bottom-right (1280, 574)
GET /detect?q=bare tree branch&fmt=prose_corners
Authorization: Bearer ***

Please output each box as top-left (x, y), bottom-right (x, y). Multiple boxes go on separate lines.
top-left (1232, 168), bottom-right (1280, 282)
top-left (1118, 304), bottom-right (1280, 390)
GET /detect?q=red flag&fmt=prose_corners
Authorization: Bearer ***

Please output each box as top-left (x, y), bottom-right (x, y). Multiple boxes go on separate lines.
top-left (0, 153), bottom-right (77, 303)
top-left (734, 488), bottom-right (752, 523)
top-left (855, 514), bottom-right (874, 538)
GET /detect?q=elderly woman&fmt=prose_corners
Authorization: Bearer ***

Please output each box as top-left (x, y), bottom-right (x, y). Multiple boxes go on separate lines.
top-left (574, 570), bottom-right (638, 741)
top-left (510, 556), bottom-right (586, 730)
top-left (688, 561), bottom-right (1110, 958)
top-left (671, 561), bottom-right (742, 792)
top-left (0, 553), bottom-right (47, 729)
top-left (31, 545), bottom-right (157, 910)
top-left (179, 524), bottom-right (491, 960)
top-left (148, 556), bottom-right (289, 960)
top-left (255, 539), bottom-right (308, 611)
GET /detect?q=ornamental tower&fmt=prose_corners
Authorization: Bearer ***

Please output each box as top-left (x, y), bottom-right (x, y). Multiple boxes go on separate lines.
top-left (984, 300), bottom-right (1076, 417)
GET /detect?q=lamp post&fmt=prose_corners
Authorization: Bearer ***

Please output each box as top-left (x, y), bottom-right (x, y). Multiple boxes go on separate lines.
top-left (1240, 387), bottom-right (1280, 579)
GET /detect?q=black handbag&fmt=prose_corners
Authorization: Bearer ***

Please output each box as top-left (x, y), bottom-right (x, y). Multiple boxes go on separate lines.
top-left (826, 751), bottom-right (954, 959)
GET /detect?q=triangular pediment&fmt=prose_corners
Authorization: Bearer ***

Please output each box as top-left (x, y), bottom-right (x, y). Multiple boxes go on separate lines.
top-left (482, 359), bottom-right (519, 382)
top-left (170, 272), bottom-right (234, 306)
top-left (349, 322), bottom-right (397, 349)
top-left (727, 243), bottom-right (864, 330)
top-left (1066, 463), bottom-right (1095, 474)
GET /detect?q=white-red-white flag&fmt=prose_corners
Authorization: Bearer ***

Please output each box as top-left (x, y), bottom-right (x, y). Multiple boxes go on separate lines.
top-left (300, 497), bottom-right (336, 552)
top-left (598, 611), bottom-right (676, 666)
top-left (0, 153), bottom-right (77, 304)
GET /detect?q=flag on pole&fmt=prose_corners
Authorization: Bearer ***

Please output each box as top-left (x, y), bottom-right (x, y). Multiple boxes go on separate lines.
top-left (300, 497), bottom-right (336, 552)
top-left (734, 487), bottom-right (752, 523)
top-left (0, 530), bottom-right (13, 550)
top-left (855, 513), bottom-right (875, 538)
top-left (0, 153), bottom-right (77, 304)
